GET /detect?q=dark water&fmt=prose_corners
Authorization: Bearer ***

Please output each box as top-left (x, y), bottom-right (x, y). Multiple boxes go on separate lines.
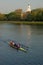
top-left (0, 23), bottom-right (43, 65)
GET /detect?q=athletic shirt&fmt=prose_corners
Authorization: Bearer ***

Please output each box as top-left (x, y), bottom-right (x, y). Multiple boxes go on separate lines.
top-left (12, 42), bottom-right (15, 45)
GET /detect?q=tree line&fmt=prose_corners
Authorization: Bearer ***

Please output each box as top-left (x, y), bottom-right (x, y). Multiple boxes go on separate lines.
top-left (0, 8), bottom-right (43, 21)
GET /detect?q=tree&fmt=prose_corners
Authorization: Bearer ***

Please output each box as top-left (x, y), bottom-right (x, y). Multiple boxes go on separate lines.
top-left (0, 13), bottom-right (7, 21)
top-left (7, 9), bottom-right (22, 21)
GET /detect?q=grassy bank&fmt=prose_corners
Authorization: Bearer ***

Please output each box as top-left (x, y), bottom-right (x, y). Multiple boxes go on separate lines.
top-left (12, 21), bottom-right (43, 25)
top-left (7, 21), bottom-right (43, 25)
top-left (0, 21), bottom-right (43, 25)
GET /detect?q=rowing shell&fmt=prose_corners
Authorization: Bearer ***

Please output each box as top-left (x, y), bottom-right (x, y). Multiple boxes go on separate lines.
top-left (9, 43), bottom-right (27, 52)
top-left (19, 47), bottom-right (27, 52)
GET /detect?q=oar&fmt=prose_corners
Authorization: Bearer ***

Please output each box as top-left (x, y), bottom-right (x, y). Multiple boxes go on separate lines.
top-left (2, 39), bottom-right (29, 50)
top-left (8, 39), bottom-right (29, 50)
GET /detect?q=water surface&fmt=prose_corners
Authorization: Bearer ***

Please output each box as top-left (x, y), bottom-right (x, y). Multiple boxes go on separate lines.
top-left (0, 23), bottom-right (43, 65)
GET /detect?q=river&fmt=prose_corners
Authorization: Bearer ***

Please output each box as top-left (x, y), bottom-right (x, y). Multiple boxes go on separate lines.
top-left (0, 23), bottom-right (43, 65)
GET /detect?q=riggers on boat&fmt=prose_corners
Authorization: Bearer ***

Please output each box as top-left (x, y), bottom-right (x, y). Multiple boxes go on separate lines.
top-left (9, 41), bottom-right (27, 52)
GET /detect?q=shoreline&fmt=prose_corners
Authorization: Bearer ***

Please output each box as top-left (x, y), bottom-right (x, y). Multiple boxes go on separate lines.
top-left (0, 21), bottom-right (43, 25)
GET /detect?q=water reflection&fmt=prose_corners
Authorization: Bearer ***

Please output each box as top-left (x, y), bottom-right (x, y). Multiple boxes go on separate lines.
top-left (0, 23), bottom-right (43, 65)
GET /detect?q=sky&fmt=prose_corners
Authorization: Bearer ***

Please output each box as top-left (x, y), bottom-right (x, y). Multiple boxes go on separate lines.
top-left (0, 0), bottom-right (43, 13)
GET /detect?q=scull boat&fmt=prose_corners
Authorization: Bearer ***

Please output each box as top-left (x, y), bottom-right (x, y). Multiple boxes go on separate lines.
top-left (9, 42), bottom-right (27, 52)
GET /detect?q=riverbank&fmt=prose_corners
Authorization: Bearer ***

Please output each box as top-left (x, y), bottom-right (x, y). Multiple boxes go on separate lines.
top-left (0, 21), bottom-right (43, 25)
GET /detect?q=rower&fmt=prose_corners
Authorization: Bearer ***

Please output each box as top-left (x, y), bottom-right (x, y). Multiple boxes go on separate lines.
top-left (10, 41), bottom-right (20, 49)
top-left (17, 43), bottom-right (20, 48)
top-left (14, 43), bottom-right (20, 49)
top-left (10, 41), bottom-right (15, 45)
top-left (10, 41), bottom-right (13, 45)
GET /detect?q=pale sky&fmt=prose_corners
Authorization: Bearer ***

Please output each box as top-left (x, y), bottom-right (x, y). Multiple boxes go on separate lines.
top-left (0, 0), bottom-right (43, 13)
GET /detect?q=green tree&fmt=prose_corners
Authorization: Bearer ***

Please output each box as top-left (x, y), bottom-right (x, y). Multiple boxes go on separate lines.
top-left (7, 9), bottom-right (22, 21)
top-left (0, 13), bottom-right (7, 21)
top-left (25, 13), bottom-right (33, 21)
